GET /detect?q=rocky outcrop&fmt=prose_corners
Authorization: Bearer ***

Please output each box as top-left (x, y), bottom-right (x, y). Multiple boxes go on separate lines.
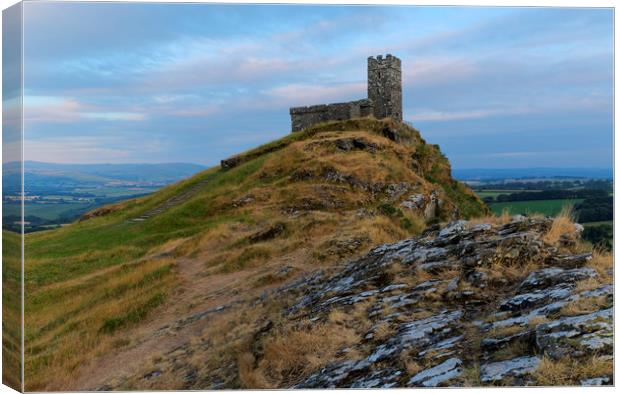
top-left (253, 216), bottom-right (613, 388)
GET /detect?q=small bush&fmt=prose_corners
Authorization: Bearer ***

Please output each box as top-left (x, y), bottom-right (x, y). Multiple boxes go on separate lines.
top-left (378, 203), bottom-right (401, 217)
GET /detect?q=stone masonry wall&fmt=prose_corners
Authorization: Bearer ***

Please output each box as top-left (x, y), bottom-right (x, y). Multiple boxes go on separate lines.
top-left (289, 54), bottom-right (403, 132)
top-left (290, 99), bottom-right (374, 132)
top-left (368, 54), bottom-right (402, 122)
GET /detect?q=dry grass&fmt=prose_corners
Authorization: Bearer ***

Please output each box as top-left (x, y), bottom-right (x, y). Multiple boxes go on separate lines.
top-left (534, 355), bottom-right (612, 386)
top-left (559, 295), bottom-right (609, 317)
top-left (527, 315), bottom-right (549, 328)
top-left (26, 257), bottom-right (177, 390)
top-left (240, 322), bottom-right (360, 388)
top-left (574, 277), bottom-right (603, 293)
top-left (373, 321), bottom-right (395, 341)
top-left (480, 256), bottom-right (542, 288)
top-left (491, 339), bottom-right (531, 361)
top-left (487, 324), bottom-right (525, 339)
top-left (404, 359), bottom-right (424, 376)
top-left (466, 209), bottom-right (512, 227)
top-left (586, 249), bottom-right (613, 284)
top-left (542, 205), bottom-right (576, 244)
top-left (461, 364), bottom-right (481, 387)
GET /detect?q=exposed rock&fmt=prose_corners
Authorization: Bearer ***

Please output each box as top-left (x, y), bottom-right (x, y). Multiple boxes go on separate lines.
top-left (334, 137), bottom-right (377, 153)
top-left (367, 310), bottom-right (463, 363)
top-left (248, 223), bottom-right (285, 243)
top-left (499, 284), bottom-right (573, 312)
top-left (231, 194), bottom-right (257, 209)
top-left (518, 267), bottom-right (597, 291)
top-left (549, 252), bottom-right (592, 268)
top-left (385, 183), bottom-right (411, 200)
top-left (146, 216), bottom-right (611, 389)
top-left (580, 376), bottom-right (611, 386)
top-left (400, 194), bottom-right (426, 210)
top-left (275, 217), bottom-right (612, 387)
top-left (408, 357), bottom-right (462, 387)
top-left (295, 360), bottom-right (368, 388)
top-left (349, 369), bottom-right (403, 388)
top-left (400, 191), bottom-right (442, 220)
top-left (480, 356), bottom-right (541, 383)
top-left (535, 308), bottom-right (613, 359)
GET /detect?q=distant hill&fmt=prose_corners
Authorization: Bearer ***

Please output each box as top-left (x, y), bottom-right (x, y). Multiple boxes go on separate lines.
top-left (453, 167), bottom-right (613, 181)
top-left (3, 161), bottom-right (207, 194)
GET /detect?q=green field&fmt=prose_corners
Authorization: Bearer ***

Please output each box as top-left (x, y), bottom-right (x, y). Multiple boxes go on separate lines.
top-left (4, 202), bottom-right (95, 221)
top-left (74, 186), bottom-right (158, 197)
top-left (475, 190), bottom-right (541, 199)
top-left (582, 220), bottom-right (613, 227)
top-left (488, 199), bottom-right (583, 217)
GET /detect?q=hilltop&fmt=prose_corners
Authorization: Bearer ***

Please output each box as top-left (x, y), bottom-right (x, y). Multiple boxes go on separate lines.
top-left (15, 118), bottom-right (497, 389)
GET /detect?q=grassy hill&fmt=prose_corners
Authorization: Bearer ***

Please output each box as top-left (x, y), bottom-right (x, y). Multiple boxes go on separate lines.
top-left (13, 118), bottom-right (487, 389)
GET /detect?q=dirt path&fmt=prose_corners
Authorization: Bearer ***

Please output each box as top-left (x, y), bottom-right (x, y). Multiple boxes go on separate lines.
top-left (65, 253), bottom-right (241, 388)
top-left (65, 249), bottom-right (308, 390)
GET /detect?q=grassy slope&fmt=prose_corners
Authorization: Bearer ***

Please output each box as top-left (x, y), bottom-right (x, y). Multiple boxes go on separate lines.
top-left (22, 118), bottom-right (487, 389)
top-left (2, 230), bottom-right (22, 390)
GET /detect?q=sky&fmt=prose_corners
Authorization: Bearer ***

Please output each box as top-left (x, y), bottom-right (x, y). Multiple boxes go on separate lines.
top-left (5, 2), bottom-right (614, 169)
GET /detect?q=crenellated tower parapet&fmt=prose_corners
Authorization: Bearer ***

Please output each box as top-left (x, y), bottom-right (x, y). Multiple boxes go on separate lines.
top-left (367, 54), bottom-right (402, 122)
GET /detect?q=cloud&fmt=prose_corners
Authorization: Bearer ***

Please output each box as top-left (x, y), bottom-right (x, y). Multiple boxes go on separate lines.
top-left (17, 5), bottom-right (613, 169)
top-left (23, 136), bottom-right (133, 163)
top-left (262, 81), bottom-right (366, 108)
top-left (409, 107), bottom-right (536, 122)
top-left (24, 96), bottom-right (147, 123)
top-left (82, 112), bottom-right (147, 121)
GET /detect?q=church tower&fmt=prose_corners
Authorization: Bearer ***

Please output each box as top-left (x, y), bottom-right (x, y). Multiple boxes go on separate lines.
top-left (367, 54), bottom-right (403, 122)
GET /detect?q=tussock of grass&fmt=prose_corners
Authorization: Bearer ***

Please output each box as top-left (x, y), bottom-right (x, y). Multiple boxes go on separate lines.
top-left (586, 249), bottom-right (613, 284)
top-left (534, 356), bottom-right (612, 386)
top-left (403, 359), bottom-right (424, 375)
top-left (574, 277), bottom-right (603, 293)
top-left (559, 295), bottom-right (609, 317)
top-left (466, 208), bottom-right (512, 227)
top-left (543, 205), bottom-right (576, 244)
top-left (239, 322), bottom-right (360, 388)
top-left (373, 321), bottom-right (395, 341)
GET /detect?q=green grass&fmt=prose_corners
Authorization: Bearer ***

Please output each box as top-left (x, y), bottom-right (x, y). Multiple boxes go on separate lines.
top-left (74, 186), bottom-right (157, 197)
top-left (582, 220), bottom-right (613, 227)
top-left (24, 202), bottom-right (94, 220)
top-left (489, 199), bottom-right (583, 217)
top-left (2, 230), bottom-right (22, 391)
top-left (474, 190), bottom-right (541, 199)
top-left (100, 292), bottom-right (166, 334)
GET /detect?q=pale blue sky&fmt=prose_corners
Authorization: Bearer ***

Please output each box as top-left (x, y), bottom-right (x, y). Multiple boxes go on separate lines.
top-left (13, 2), bottom-right (614, 169)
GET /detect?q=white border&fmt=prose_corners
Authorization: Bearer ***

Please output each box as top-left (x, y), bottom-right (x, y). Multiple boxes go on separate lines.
top-left (0, 1), bottom-right (616, 394)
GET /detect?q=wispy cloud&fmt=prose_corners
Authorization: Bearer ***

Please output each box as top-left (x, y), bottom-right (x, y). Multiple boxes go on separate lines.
top-left (410, 107), bottom-right (536, 122)
top-left (24, 137), bottom-right (134, 163)
top-left (24, 95), bottom-right (147, 123)
top-left (262, 81), bottom-right (366, 108)
top-left (17, 3), bottom-right (612, 168)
